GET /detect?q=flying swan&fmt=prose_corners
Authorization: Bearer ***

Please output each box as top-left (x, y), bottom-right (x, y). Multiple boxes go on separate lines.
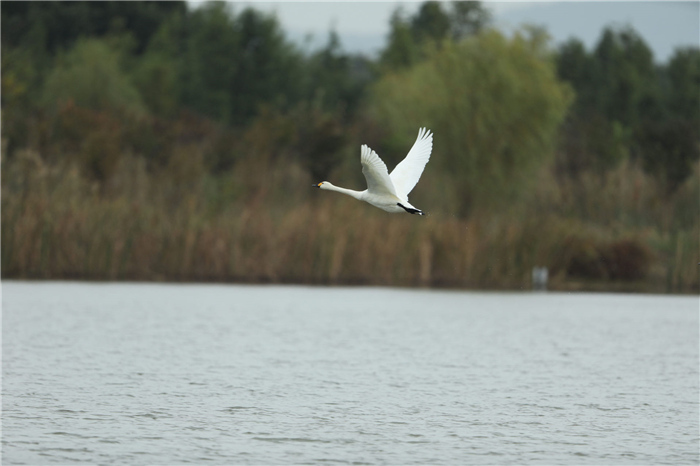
top-left (314, 128), bottom-right (433, 215)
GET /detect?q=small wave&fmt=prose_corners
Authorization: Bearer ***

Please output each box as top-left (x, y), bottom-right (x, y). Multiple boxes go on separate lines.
top-left (253, 437), bottom-right (333, 443)
top-left (223, 406), bottom-right (254, 412)
top-left (49, 431), bottom-right (94, 439)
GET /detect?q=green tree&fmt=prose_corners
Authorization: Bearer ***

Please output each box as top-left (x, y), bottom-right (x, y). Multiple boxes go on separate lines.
top-left (178, 2), bottom-right (240, 121)
top-left (1, 1), bottom-right (186, 55)
top-left (450, 1), bottom-right (491, 39)
top-left (228, 7), bottom-right (302, 123)
top-left (556, 38), bottom-right (631, 175)
top-left (380, 1), bottom-right (491, 70)
top-left (411, 1), bottom-right (451, 43)
top-left (170, 2), bottom-right (301, 124)
top-left (555, 27), bottom-right (665, 176)
top-left (303, 31), bottom-right (375, 118)
top-left (371, 30), bottom-right (572, 215)
top-left (592, 26), bottom-right (659, 127)
top-left (130, 8), bottom-right (188, 117)
top-left (41, 38), bottom-right (145, 115)
top-left (379, 10), bottom-right (420, 69)
top-left (132, 53), bottom-right (180, 117)
top-left (665, 47), bottom-right (700, 121)
top-left (638, 47), bottom-right (700, 192)
top-left (556, 38), bottom-right (595, 112)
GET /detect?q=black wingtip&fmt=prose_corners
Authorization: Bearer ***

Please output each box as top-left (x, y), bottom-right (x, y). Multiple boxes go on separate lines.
top-left (397, 203), bottom-right (424, 215)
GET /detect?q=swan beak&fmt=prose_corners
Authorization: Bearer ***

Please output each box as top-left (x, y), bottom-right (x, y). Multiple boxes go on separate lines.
top-left (313, 183), bottom-right (321, 188)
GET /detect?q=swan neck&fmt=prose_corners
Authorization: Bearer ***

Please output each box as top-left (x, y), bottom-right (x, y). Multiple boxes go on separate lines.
top-left (326, 184), bottom-right (363, 200)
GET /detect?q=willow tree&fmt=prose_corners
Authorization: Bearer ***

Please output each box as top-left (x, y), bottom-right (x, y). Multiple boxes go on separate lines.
top-left (41, 38), bottom-right (145, 115)
top-left (370, 29), bottom-right (572, 215)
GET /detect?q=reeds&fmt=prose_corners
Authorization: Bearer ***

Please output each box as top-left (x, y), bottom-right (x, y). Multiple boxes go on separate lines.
top-left (3, 148), bottom-right (698, 293)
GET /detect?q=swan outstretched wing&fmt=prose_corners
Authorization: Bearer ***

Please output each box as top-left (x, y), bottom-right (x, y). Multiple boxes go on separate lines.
top-left (361, 144), bottom-right (398, 197)
top-left (390, 127), bottom-right (433, 197)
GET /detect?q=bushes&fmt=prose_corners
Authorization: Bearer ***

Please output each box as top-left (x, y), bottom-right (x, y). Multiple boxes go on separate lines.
top-left (561, 235), bottom-right (653, 281)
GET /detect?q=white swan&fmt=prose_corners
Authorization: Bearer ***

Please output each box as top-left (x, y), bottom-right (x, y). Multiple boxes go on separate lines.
top-left (314, 128), bottom-right (433, 215)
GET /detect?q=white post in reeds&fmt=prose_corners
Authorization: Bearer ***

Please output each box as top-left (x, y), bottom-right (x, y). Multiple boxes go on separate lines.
top-left (532, 266), bottom-right (548, 291)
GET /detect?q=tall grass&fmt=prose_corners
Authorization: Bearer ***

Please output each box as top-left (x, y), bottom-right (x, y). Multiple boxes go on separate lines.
top-left (3, 147), bottom-right (697, 292)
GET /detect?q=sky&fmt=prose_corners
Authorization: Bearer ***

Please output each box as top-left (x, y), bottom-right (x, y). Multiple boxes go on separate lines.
top-left (223, 1), bottom-right (699, 63)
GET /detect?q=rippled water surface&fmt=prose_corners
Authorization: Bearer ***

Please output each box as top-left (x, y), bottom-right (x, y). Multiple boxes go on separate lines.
top-left (3, 282), bottom-right (698, 464)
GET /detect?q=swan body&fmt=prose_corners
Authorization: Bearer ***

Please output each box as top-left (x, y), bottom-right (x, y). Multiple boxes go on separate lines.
top-left (315, 128), bottom-right (433, 215)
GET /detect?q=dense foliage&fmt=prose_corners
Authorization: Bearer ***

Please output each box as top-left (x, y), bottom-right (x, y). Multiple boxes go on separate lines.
top-left (556, 27), bottom-right (700, 192)
top-left (2, 1), bottom-right (698, 292)
top-left (372, 29), bottom-right (572, 214)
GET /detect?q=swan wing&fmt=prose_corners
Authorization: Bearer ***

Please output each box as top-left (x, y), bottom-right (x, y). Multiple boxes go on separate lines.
top-left (389, 127), bottom-right (433, 197)
top-left (361, 144), bottom-right (398, 197)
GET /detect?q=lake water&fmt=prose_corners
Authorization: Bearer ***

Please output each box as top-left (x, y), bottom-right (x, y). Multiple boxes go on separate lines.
top-left (2, 281), bottom-right (698, 465)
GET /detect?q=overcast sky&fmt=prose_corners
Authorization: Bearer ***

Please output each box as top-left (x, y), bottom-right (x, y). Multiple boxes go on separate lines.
top-left (223, 1), bottom-right (699, 63)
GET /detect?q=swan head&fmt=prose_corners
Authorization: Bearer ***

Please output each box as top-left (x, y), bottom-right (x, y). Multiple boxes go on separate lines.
top-left (314, 182), bottom-right (333, 190)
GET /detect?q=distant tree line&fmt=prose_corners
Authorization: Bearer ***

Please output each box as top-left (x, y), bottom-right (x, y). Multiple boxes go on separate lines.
top-left (2, 1), bottom-right (373, 121)
top-left (2, 0), bottom-right (698, 201)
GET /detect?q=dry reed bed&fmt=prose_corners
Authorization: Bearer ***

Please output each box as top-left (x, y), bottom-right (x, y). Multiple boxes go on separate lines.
top-left (2, 152), bottom-right (698, 292)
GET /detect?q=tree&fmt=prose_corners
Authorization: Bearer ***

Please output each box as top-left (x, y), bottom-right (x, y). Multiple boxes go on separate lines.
top-left (554, 26), bottom-right (674, 176)
top-left (177, 2), bottom-right (240, 122)
top-left (380, 10), bottom-right (420, 69)
top-left (637, 47), bottom-right (700, 192)
top-left (303, 31), bottom-right (375, 118)
top-left (556, 37), bottom-right (630, 175)
top-left (556, 38), bottom-right (595, 112)
top-left (1, 1), bottom-right (186, 54)
top-left (557, 26), bottom-right (659, 127)
top-left (592, 26), bottom-right (659, 127)
top-left (229, 7), bottom-right (302, 123)
top-left (380, 1), bottom-right (491, 70)
top-left (449, 1), bottom-right (491, 39)
top-left (665, 47), bottom-right (700, 121)
top-left (411, 1), bottom-right (451, 43)
top-left (172, 2), bottom-right (302, 124)
top-left (41, 38), bottom-right (145, 115)
top-left (371, 30), bottom-right (572, 215)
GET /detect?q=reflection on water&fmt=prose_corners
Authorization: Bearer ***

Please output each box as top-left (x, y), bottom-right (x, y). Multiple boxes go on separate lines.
top-left (3, 282), bottom-right (698, 464)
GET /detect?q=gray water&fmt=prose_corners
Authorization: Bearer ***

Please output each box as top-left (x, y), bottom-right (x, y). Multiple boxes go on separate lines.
top-left (2, 282), bottom-right (698, 465)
